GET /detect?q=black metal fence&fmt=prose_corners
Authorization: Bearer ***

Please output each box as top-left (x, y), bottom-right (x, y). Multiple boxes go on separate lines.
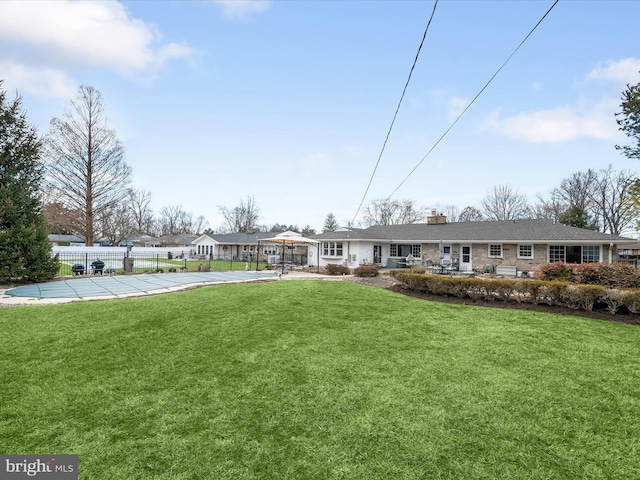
top-left (53, 251), bottom-right (309, 277)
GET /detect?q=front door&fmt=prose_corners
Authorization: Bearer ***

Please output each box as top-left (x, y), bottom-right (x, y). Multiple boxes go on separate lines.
top-left (460, 245), bottom-right (472, 271)
top-left (373, 245), bottom-right (382, 265)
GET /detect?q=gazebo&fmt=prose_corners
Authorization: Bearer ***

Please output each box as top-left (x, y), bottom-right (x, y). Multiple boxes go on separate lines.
top-left (260, 231), bottom-right (319, 274)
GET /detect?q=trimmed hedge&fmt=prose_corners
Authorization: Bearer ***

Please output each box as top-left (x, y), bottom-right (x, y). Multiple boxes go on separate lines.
top-left (389, 270), bottom-right (640, 316)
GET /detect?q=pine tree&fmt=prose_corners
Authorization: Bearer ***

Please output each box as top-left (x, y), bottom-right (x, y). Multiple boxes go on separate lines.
top-left (0, 82), bottom-right (58, 283)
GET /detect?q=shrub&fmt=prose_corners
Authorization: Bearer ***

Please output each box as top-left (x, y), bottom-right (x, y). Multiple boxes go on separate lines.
top-left (536, 262), bottom-right (575, 282)
top-left (412, 267), bottom-right (426, 274)
top-left (353, 265), bottom-right (379, 277)
top-left (623, 290), bottom-right (640, 314)
top-left (535, 262), bottom-right (640, 288)
top-left (602, 289), bottom-right (625, 314)
top-left (325, 264), bottom-right (351, 275)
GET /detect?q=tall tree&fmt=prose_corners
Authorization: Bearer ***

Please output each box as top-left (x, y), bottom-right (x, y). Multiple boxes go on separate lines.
top-left (158, 205), bottom-right (193, 236)
top-left (0, 82), bottom-right (58, 282)
top-left (616, 76), bottom-right (640, 159)
top-left (589, 165), bottom-right (637, 235)
top-left (458, 205), bottom-right (484, 222)
top-left (481, 184), bottom-right (531, 221)
top-left (128, 188), bottom-right (154, 235)
top-left (218, 196), bottom-right (260, 233)
top-left (323, 213), bottom-right (339, 232)
top-left (43, 85), bottom-right (131, 246)
top-left (557, 206), bottom-right (599, 230)
top-left (363, 199), bottom-right (428, 226)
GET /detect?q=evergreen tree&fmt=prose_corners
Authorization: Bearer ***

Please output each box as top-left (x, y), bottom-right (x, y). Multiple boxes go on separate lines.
top-left (0, 82), bottom-right (58, 283)
top-left (323, 212), bottom-right (339, 232)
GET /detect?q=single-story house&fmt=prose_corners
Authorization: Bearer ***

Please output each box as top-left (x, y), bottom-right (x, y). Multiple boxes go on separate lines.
top-left (160, 233), bottom-right (199, 250)
top-left (119, 235), bottom-right (162, 248)
top-left (191, 231), bottom-right (310, 264)
top-left (48, 234), bottom-right (84, 246)
top-left (311, 213), bottom-right (638, 275)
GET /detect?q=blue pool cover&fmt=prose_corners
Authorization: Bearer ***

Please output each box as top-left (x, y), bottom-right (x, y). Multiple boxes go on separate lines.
top-left (5, 271), bottom-right (278, 299)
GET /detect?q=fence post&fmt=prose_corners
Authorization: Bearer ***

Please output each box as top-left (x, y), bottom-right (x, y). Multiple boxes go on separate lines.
top-left (156, 254), bottom-right (159, 272)
top-left (85, 253), bottom-right (88, 275)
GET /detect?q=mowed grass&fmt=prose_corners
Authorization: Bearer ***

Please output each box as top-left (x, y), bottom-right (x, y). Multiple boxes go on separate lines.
top-left (1, 281), bottom-right (639, 479)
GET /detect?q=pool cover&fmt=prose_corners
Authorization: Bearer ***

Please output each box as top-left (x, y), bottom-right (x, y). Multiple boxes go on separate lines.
top-left (5, 271), bottom-right (278, 299)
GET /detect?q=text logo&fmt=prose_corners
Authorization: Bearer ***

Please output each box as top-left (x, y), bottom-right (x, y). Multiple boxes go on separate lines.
top-left (0, 455), bottom-right (77, 479)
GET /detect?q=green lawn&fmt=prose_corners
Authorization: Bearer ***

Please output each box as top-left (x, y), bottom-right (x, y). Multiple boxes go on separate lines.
top-left (1, 281), bottom-right (639, 479)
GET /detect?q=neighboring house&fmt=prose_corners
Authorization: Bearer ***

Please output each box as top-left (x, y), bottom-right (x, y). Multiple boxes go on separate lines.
top-left (191, 231), bottom-right (310, 263)
top-left (48, 234), bottom-right (84, 246)
top-left (119, 235), bottom-right (162, 248)
top-left (160, 233), bottom-right (199, 251)
top-left (311, 213), bottom-right (637, 275)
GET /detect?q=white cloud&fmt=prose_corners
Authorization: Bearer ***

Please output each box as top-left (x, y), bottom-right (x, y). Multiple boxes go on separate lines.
top-left (587, 57), bottom-right (640, 83)
top-left (211, 0), bottom-right (271, 19)
top-left (479, 59), bottom-right (640, 144)
top-left (0, 1), bottom-right (193, 84)
top-left (481, 100), bottom-right (621, 143)
top-left (0, 62), bottom-right (76, 98)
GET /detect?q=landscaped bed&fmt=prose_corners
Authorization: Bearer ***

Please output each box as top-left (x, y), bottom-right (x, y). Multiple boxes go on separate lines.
top-left (2, 281), bottom-right (639, 479)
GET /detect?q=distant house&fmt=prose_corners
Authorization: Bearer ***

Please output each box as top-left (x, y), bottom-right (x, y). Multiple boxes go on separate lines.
top-left (48, 234), bottom-right (84, 246)
top-left (311, 212), bottom-right (637, 275)
top-left (191, 231), bottom-right (310, 263)
top-left (160, 233), bottom-right (199, 250)
top-left (119, 235), bottom-right (162, 248)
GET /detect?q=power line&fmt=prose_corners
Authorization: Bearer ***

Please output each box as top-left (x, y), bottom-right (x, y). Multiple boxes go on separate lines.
top-left (385, 0), bottom-right (559, 201)
top-left (350, 0), bottom-right (439, 226)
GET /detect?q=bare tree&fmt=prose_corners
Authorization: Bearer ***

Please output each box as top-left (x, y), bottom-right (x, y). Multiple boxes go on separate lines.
top-left (589, 165), bottom-right (638, 235)
top-left (128, 188), bottom-right (154, 234)
top-left (158, 205), bottom-right (192, 236)
top-left (481, 184), bottom-right (531, 221)
top-left (532, 193), bottom-right (566, 222)
top-left (98, 202), bottom-right (133, 246)
top-left (193, 215), bottom-right (209, 235)
top-left (43, 86), bottom-right (131, 246)
top-left (434, 204), bottom-right (460, 223)
top-left (363, 199), bottom-right (428, 226)
top-left (218, 196), bottom-right (261, 233)
top-left (458, 205), bottom-right (484, 222)
top-left (555, 169), bottom-right (598, 212)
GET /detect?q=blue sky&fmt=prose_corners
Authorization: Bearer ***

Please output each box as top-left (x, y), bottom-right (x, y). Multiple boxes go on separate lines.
top-left (1, 0), bottom-right (639, 232)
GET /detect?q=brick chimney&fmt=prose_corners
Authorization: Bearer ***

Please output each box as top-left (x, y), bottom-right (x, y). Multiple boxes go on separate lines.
top-left (427, 209), bottom-right (446, 224)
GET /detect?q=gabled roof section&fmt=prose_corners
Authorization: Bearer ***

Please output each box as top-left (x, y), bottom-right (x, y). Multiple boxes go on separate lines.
top-left (198, 232), bottom-right (290, 244)
top-left (312, 219), bottom-right (637, 244)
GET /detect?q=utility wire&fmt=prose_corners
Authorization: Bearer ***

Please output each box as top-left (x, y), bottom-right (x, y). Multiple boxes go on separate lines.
top-left (385, 0), bottom-right (559, 201)
top-left (349, 0), bottom-right (439, 226)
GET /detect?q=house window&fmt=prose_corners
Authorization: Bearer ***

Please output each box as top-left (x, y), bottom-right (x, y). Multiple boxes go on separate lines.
top-left (322, 242), bottom-right (343, 256)
top-left (488, 244), bottom-right (502, 258)
top-left (549, 245), bottom-right (565, 263)
top-left (582, 246), bottom-right (600, 263)
top-left (518, 244), bottom-right (533, 259)
top-left (390, 243), bottom-right (420, 257)
top-left (264, 245), bottom-right (277, 255)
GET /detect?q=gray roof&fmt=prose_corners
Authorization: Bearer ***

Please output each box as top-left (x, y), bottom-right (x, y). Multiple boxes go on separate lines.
top-left (48, 234), bottom-right (84, 243)
top-left (312, 219), bottom-right (637, 244)
top-left (202, 232), bottom-right (295, 244)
